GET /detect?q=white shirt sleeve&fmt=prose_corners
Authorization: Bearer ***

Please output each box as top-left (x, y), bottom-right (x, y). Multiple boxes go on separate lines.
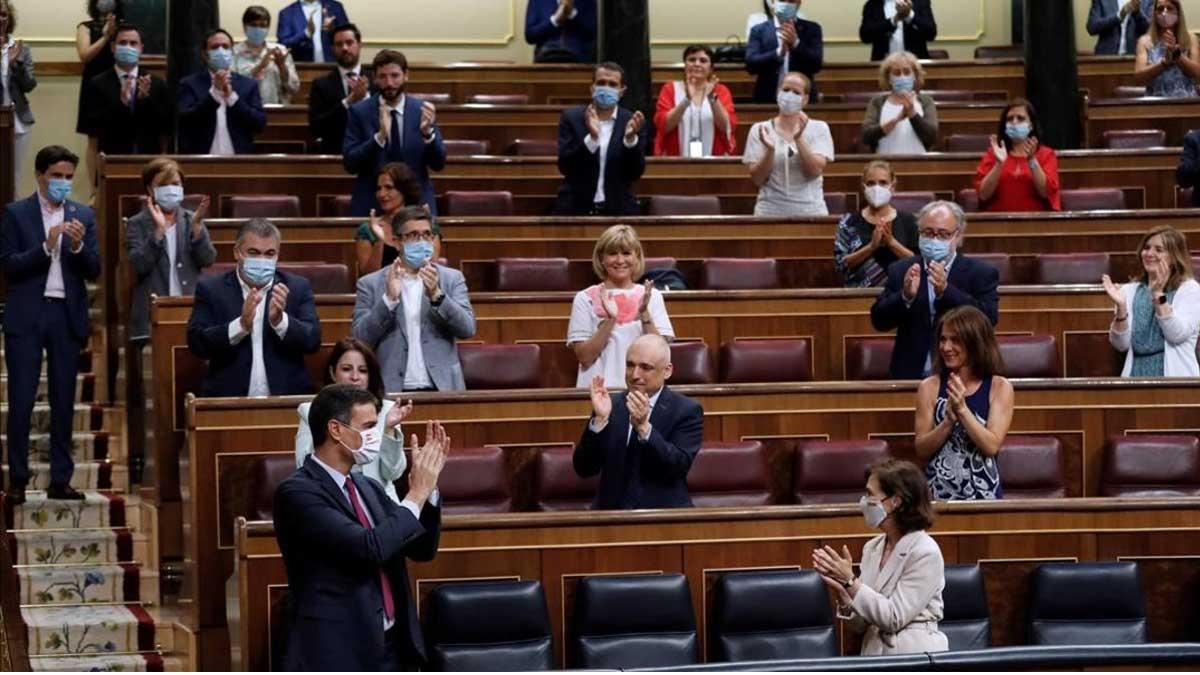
top-left (383, 292), bottom-right (400, 311)
top-left (805, 121), bottom-right (836, 161)
top-left (272, 311), bottom-right (289, 339)
top-left (567, 290), bottom-right (598, 345)
top-left (742, 122), bottom-right (766, 166)
top-left (588, 416), bottom-right (609, 433)
top-left (228, 318), bottom-right (249, 344)
top-left (584, 134), bottom-right (601, 153)
top-left (648, 289), bottom-right (675, 338)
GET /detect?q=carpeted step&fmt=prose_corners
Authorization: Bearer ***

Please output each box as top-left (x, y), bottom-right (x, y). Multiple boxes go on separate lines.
top-left (9, 528), bottom-right (134, 566)
top-left (0, 403), bottom-right (105, 434)
top-left (3, 462), bottom-right (125, 492)
top-left (29, 652), bottom-right (166, 672)
top-left (9, 491), bottom-right (126, 530)
top-left (21, 603), bottom-right (157, 657)
top-left (0, 374), bottom-right (95, 404)
top-left (15, 563), bottom-right (154, 605)
top-left (27, 432), bottom-right (117, 463)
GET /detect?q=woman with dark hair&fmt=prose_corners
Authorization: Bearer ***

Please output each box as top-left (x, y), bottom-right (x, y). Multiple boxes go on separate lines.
top-left (653, 44), bottom-right (738, 157)
top-left (813, 458), bottom-right (949, 655)
top-left (915, 305), bottom-right (1013, 500)
top-left (233, 5), bottom-right (300, 104)
top-left (973, 98), bottom-right (1061, 212)
top-left (354, 162), bottom-right (427, 275)
top-left (294, 337), bottom-right (413, 503)
top-left (76, 0), bottom-right (122, 191)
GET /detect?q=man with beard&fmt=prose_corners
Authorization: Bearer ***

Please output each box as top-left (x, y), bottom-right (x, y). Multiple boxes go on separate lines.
top-left (343, 49), bottom-right (445, 217)
top-left (307, 22), bottom-right (371, 155)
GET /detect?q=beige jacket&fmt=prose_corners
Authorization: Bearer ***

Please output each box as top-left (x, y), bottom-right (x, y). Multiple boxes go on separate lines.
top-left (840, 530), bottom-right (949, 656)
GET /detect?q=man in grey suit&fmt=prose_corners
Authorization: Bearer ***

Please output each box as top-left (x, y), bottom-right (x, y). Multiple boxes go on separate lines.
top-left (125, 158), bottom-right (217, 340)
top-left (352, 205), bottom-right (475, 392)
top-left (1087, 0), bottom-right (1152, 55)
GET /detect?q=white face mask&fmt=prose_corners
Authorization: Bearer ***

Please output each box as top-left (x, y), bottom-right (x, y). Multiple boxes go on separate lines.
top-left (777, 90), bottom-right (805, 115)
top-left (337, 422), bottom-right (382, 466)
top-left (859, 495), bottom-right (889, 529)
top-left (864, 185), bottom-right (893, 208)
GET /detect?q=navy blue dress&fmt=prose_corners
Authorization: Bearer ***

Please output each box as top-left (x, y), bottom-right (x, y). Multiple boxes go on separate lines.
top-left (926, 376), bottom-right (1002, 500)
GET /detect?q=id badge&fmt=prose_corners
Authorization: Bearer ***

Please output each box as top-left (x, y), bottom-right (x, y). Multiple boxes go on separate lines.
top-left (689, 140), bottom-right (704, 158)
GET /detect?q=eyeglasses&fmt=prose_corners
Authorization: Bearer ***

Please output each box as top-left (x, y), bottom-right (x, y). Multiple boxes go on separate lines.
top-left (399, 231), bottom-right (436, 243)
top-left (1156, 6), bottom-right (1178, 14)
top-left (919, 228), bottom-right (958, 241)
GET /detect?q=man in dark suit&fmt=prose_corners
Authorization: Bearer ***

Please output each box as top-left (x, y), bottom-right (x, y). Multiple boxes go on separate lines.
top-left (858, 0), bottom-right (938, 61)
top-left (186, 218), bottom-right (321, 397)
top-left (1177, 129), bottom-right (1200, 207)
top-left (870, 201), bottom-right (1000, 380)
top-left (177, 28), bottom-right (266, 155)
top-left (574, 334), bottom-right (704, 510)
top-left (553, 61), bottom-right (648, 216)
top-left (0, 146), bottom-right (100, 503)
top-left (277, 0), bottom-right (349, 63)
top-left (746, 3), bottom-right (824, 103)
top-left (344, 49), bottom-right (445, 217)
top-left (524, 0), bottom-right (596, 63)
top-left (275, 384), bottom-right (445, 670)
top-left (307, 23), bottom-right (372, 155)
top-left (82, 24), bottom-right (168, 154)
top-left (1087, 0), bottom-right (1152, 56)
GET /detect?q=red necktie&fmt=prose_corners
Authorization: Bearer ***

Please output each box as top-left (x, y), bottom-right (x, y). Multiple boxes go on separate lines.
top-left (344, 477), bottom-right (396, 622)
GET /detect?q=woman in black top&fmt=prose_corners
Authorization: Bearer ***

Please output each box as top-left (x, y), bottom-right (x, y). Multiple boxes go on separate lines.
top-left (76, 0), bottom-right (122, 188)
top-left (833, 159), bottom-right (919, 287)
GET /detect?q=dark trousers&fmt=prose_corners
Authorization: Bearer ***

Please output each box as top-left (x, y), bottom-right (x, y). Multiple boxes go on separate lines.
top-left (5, 298), bottom-right (82, 487)
top-left (379, 626), bottom-right (423, 671)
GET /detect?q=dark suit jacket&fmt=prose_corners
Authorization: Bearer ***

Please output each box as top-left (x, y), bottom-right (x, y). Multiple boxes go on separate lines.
top-left (574, 386), bottom-right (704, 509)
top-left (1087, 0), bottom-right (1151, 55)
top-left (277, 0), bottom-right (349, 63)
top-left (746, 18), bottom-right (824, 103)
top-left (177, 70), bottom-right (267, 154)
top-left (82, 68), bottom-right (169, 154)
top-left (553, 105), bottom-right (648, 216)
top-left (869, 253), bottom-right (1000, 380)
top-left (275, 457), bottom-right (440, 671)
top-left (1177, 130), bottom-right (1200, 207)
top-left (859, 0), bottom-right (938, 61)
top-left (0, 194), bottom-right (101, 341)
top-left (343, 94), bottom-right (446, 217)
top-left (307, 66), bottom-right (374, 155)
top-left (185, 269), bottom-right (321, 396)
top-left (524, 0), bottom-right (596, 62)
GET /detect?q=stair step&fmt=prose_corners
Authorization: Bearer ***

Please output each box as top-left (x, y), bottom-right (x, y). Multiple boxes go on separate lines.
top-left (4, 462), bottom-right (125, 491)
top-left (21, 603), bottom-right (160, 657)
top-left (0, 403), bottom-right (105, 434)
top-left (9, 528), bottom-right (134, 566)
top-left (9, 491), bottom-right (127, 530)
top-left (17, 564), bottom-right (159, 606)
top-left (0, 375), bottom-right (95, 404)
top-left (29, 652), bottom-right (168, 672)
top-left (26, 432), bottom-right (119, 463)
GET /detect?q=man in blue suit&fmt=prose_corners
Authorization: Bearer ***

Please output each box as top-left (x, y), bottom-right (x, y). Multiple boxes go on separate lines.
top-left (344, 49), bottom-right (446, 218)
top-left (574, 334), bottom-right (704, 510)
top-left (275, 384), bottom-right (445, 670)
top-left (186, 218), bottom-right (321, 397)
top-left (277, 0), bottom-right (349, 63)
top-left (177, 29), bottom-right (266, 155)
top-left (0, 146), bottom-right (100, 503)
top-left (524, 0), bottom-right (596, 63)
top-left (746, 2), bottom-right (824, 103)
top-left (1087, 0), bottom-right (1152, 56)
top-left (870, 201), bottom-right (1000, 380)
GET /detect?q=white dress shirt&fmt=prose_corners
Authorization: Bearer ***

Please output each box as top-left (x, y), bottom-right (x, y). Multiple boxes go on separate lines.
top-left (904, 253), bottom-right (957, 376)
top-left (301, 0), bottom-right (325, 62)
top-left (774, 16), bottom-right (802, 91)
top-left (38, 192), bottom-right (69, 299)
top-left (1, 37), bottom-right (26, 134)
top-left (164, 221), bottom-right (183, 296)
top-left (383, 271), bottom-right (434, 389)
top-left (588, 386), bottom-right (664, 444)
top-left (583, 115), bottom-right (639, 204)
top-left (208, 77), bottom-right (240, 156)
top-left (116, 64), bottom-right (139, 108)
top-left (338, 64), bottom-right (362, 107)
top-left (883, 1), bottom-right (916, 55)
top-left (375, 94), bottom-right (406, 149)
top-left (226, 273), bottom-right (290, 396)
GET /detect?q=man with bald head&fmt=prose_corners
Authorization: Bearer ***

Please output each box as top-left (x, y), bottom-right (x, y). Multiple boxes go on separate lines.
top-left (573, 334), bottom-right (704, 509)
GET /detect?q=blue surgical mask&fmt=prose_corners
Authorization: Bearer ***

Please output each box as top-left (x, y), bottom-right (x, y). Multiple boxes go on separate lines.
top-left (919, 236), bottom-right (953, 263)
top-left (153, 185), bottom-right (184, 212)
top-left (775, 1), bottom-right (798, 21)
top-left (114, 44), bottom-right (140, 67)
top-left (245, 26), bottom-right (269, 46)
top-left (592, 85), bottom-right (620, 109)
top-left (403, 240), bottom-right (435, 269)
top-left (1006, 122), bottom-right (1031, 140)
top-left (890, 75), bottom-right (914, 93)
top-left (208, 47), bottom-right (233, 71)
top-left (241, 256), bottom-right (276, 287)
top-left (46, 178), bottom-right (71, 204)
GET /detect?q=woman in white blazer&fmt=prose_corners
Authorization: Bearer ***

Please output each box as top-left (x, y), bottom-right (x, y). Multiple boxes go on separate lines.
top-left (813, 458), bottom-right (949, 656)
top-left (295, 338), bottom-right (412, 503)
top-left (1103, 225), bottom-right (1200, 377)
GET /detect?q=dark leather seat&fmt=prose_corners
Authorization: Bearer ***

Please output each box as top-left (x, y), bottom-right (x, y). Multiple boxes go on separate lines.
top-left (442, 139), bottom-right (490, 156)
top-left (1193, 253), bottom-right (1200, 278)
top-left (841, 91), bottom-right (880, 104)
top-left (941, 564), bottom-right (991, 651)
top-left (224, 194), bottom-right (301, 218)
top-left (1100, 435), bottom-right (1200, 497)
top-left (824, 192), bottom-right (850, 215)
top-left (998, 436), bottom-right (1065, 498)
top-left (494, 257), bottom-right (571, 292)
top-left (437, 446), bottom-right (512, 514)
top-left (927, 49), bottom-right (950, 59)
top-left (793, 440), bottom-right (889, 504)
top-left (922, 89), bottom-right (974, 101)
top-left (718, 339), bottom-right (812, 383)
top-left (700, 258), bottom-right (779, 290)
top-left (203, 262), bottom-right (352, 294)
top-left (1112, 85), bottom-right (1147, 98)
top-left (505, 139), bottom-right (559, 156)
top-left (687, 441), bottom-right (772, 507)
top-left (328, 194), bottom-right (353, 217)
top-left (956, 188), bottom-right (980, 212)
top-left (467, 93), bottom-right (530, 105)
top-left (647, 195), bottom-right (722, 216)
top-left (975, 45), bottom-right (1023, 58)
top-left (1179, 186), bottom-right (1194, 208)
top-left (668, 341), bottom-right (715, 385)
top-left (1103, 129), bottom-right (1166, 149)
top-left (411, 92), bottom-right (452, 104)
top-left (458, 343), bottom-right (542, 389)
top-left (1035, 252), bottom-right (1110, 284)
top-left (443, 190), bottom-right (514, 216)
top-left (251, 455), bottom-right (296, 520)
top-left (425, 580), bottom-right (554, 671)
top-left (891, 191), bottom-right (936, 213)
top-left (532, 446), bottom-right (597, 511)
top-left (1060, 188), bottom-right (1125, 211)
top-left (1028, 562), bottom-right (1147, 645)
top-left (971, 252), bottom-right (1013, 284)
top-left (710, 569), bottom-right (837, 662)
top-left (571, 573), bottom-right (697, 669)
top-left (844, 337), bottom-right (894, 380)
top-left (946, 134), bottom-right (992, 153)
top-left (643, 256), bottom-right (678, 271)
top-left (997, 335), bottom-right (1062, 378)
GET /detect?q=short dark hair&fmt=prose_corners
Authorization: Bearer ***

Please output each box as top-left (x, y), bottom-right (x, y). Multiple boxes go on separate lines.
top-left (933, 306), bottom-right (1004, 380)
top-left (997, 97), bottom-right (1044, 150)
top-left (203, 28), bottom-right (234, 50)
top-left (324, 338), bottom-right (385, 401)
top-left (391, 204), bottom-right (439, 238)
top-left (377, 162), bottom-right (423, 207)
top-left (308, 384), bottom-right (379, 448)
top-left (113, 23), bottom-right (142, 43)
top-left (331, 22), bottom-right (361, 43)
top-left (242, 5), bottom-right (271, 25)
top-left (140, 157), bottom-right (183, 190)
top-left (594, 61), bottom-right (626, 86)
top-left (869, 458), bottom-right (935, 534)
top-left (682, 44), bottom-right (714, 62)
top-left (86, 0), bottom-right (123, 21)
top-left (1, 1), bottom-right (18, 36)
top-left (35, 146), bottom-right (80, 174)
top-left (373, 49), bottom-right (409, 72)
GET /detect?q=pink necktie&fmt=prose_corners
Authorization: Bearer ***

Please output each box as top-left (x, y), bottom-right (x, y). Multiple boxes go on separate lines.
top-left (344, 477), bottom-right (395, 622)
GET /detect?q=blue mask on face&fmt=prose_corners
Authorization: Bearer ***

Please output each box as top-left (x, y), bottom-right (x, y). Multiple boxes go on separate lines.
top-left (891, 75), bottom-right (914, 93)
top-left (592, 85), bottom-right (620, 109)
top-left (241, 256), bottom-right (276, 287)
top-left (114, 44), bottom-right (140, 67)
top-left (1006, 121), bottom-right (1031, 140)
top-left (919, 236), bottom-right (953, 263)
top-left (403, 240), bottom-right (435, 269)
top-left (153, 185), bottom-right (184, 212)
top-left (245, 26), bottom-right (269, 46)
top-left (775, 2), bottom-right (798, 21)
top-left (208, 47), bottom-right (233, 71)
top-left (46, 178), bottom-right (71, 204)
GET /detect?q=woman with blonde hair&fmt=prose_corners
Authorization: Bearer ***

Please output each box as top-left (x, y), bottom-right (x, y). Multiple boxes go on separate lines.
top-left (567, 225), bottom-right (675, 388)
top-left (1135, 0), bottom-right (1200, 97)
top-left (834, 159), bottom-right (919, 287)
top-left (1104, 225), bottom-right (1200, 376)
top-left (860, 51), bottom-right (938, 155)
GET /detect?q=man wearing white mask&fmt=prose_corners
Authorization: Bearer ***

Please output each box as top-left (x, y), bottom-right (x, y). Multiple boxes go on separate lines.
top-left (746, 0), bottom-right (824, 103)
top-left (742, 72), bottom-right (834, 216)
top-left (177, 28), bottom-right (266, 154)
top-left (83, 24), bottom-right (168, 156)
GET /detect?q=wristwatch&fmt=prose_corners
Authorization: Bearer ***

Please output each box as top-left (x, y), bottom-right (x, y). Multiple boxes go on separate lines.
top-left (841, 576), bottom-right (855, 589)
top-left (1158, 294), bottom-right (1169, 305)
top-left (431, 290), bottom-right (445, 306)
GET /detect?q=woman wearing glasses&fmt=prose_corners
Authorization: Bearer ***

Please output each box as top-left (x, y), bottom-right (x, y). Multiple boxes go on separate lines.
top-left (973, 98), bottom-right (1061, 212)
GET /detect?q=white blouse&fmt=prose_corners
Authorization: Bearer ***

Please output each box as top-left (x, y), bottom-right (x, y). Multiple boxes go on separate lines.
top-left (1110, 279), bottom-right (1200, 377)
top-left (742, 118), bottom-right (835, 217)
top-left (567, 285), bottom-right (675, 388)
top-left (877, 98), bottom-right (927, 156)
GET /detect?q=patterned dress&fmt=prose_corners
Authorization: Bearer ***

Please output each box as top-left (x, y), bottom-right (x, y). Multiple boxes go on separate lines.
top-left (926, 376), bottom-right (1002, 500)
top-left (1146, 41), bottom-right (1198, 98)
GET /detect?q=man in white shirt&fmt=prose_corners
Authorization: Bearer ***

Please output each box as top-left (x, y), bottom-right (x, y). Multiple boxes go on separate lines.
top-left (177, 29), bottom-right (266, 154)
top-left (859, 0), bottom-right (938, 61)
top-left (277, 0), bottom-right (349, 63)
top-left (307, 22), bottom-right (371, 154)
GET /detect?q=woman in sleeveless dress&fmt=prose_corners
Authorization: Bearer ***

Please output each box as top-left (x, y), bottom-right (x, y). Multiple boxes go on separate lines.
top-left (1134, 0), bottom-right (1200, 98)
top-left (914, 306), bottom-right (1014, 500)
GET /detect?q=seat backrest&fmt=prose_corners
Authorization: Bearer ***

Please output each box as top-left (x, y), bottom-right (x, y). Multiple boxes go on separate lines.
top-left (225, 194), bottom-right (301, 219)
top-left (922, 89), bottom-right (973, 102)
top-left (571, 573), bottom-right (697, 669)
top-left (647, 195), bottom-right (722, 216)
top-left (1111, 85), bottom-right (1147, 98)
top-left (844, 337), bottom-right (894, 381)
top-left (1102, 129), bottom-right (1166, 149)
top-left (718, 339), bottom-right (812, 383)
top-left (946, 134), bottom-right (993, 153)
top-left (974, 45), bottom-right (1022, 59)
top-left (927, 48), bottom-right (950, 59)
top-left (998, 436), bottom-right (1065, 498)
top-left (842, 91), bottom-right (883, 104)
top-left (458, 343), bottom-right (541, 389)
top-left (443, 139), bottom-right (490, 156)
top-left (533, 446), bottom-right (597, 511)
top-left (1060, 188), bottom-right (1125, 211)
top-left (687, 441), bottom-right (772, 507)
top-left (202, 262), bottom-right (352, 294)
top-left (467, 93), bottom-right (530, 105)
top-left (700, 258), bottom-right (779, 290)
top-left (793, 440), bottom-right (889, 504)
top-left (643, 256), bottom-right (678, 272)
top-left (436, 446), bottom-right (512, 513)
top-left (891, 191), bottom-right (937, 214)
top-left (425, 580), bottom-right (554, 672)
top-left (997, 335), bottom-right (1062, 378)
top-left (443, 190), bottom-right (514, 216)
top-left (667, 341), bottom-right (715, 385)
top-left (494, 257), bottom-right (571, 292)
top-left (1034, 252), bottom-right (1111, 284)
top-left (1180, 186), bottom-right (1195, 208)
top-left (941, 565), bottom-right (992, 651)
top-left (956, 188), bottom-right (980, 212)
top-left (711, 569), bottom-right (837, 662)
top-left (1028, 562), bottom-right (1147, 645)
top-left (411, 91), bottom-right (452, 104)
top-left (1100, 434), bottom-right (1200, 497)
top-left (251, 455), bottom-right (297, 520)
top-left (824, 192), bottom-right (850, 215)
top-left (505, 138), bottom-right (559, 156)
top-left (328, 194), bottom-right (353, 217)
top-left (1193, 253), bottom-right (1200, 278)
top-left (971, 252), bottom-right (1013, 285)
